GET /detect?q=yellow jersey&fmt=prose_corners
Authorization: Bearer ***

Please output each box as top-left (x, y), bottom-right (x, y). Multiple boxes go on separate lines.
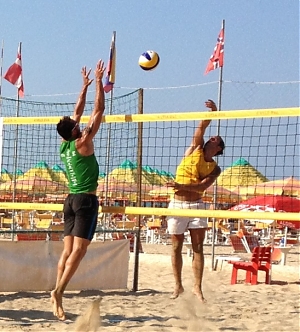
top-left (175, 147), bottom-right (217, 192)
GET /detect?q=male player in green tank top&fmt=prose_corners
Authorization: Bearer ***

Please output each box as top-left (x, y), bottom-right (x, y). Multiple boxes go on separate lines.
top-left (51, 60), bottom-right (105, 321)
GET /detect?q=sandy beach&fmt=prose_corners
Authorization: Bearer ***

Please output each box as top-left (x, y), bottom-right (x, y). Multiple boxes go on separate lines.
top-left (0, 243), bottom-right (299, 331)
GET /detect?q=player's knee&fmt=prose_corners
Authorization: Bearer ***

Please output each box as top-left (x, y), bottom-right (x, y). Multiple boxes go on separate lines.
top-left (72, 245), bottom-right (88, 258)
top-left (192, 243), bottom-right (204, 254)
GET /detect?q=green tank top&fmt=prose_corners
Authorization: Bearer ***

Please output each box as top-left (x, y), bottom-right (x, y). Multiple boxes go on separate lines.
top-left (60, 139), bottom-right (99, 194)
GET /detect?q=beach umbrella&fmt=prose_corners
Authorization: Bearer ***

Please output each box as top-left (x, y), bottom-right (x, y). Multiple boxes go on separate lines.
top-left (107, 160), bottom-right (160, 186)
top-left (22, 161), bottom-right (54, 181)
top-left (218, 158), bottom-right (268, 190)
top-left (99, 172), bottom-right (106, 179)
top-left (0, 176), bottom-right (68, 194)
top-left (16, 169), bottom-right (24, 177)
top-left (235, 176), bottom-right (300, 198)
top-left (142, 165), bottom-right (167, 186)
top-left (97, 178), bottom-right (153, 199)
top-left (148, 184), bottom-right (240, 204)
top-left (51, 164), bottom-right (68, 184)
top-left (0, 168), bottom-right (12, 182)
top-left (202, 185), bottom-right (241, 204)
top-left (148, 185), bottom-right (175, 199)
top-left (230, 195), bottom-right (300, 230)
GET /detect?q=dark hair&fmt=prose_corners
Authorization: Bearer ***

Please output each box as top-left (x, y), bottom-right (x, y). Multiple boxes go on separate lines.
top-left (57, 116), bottom-right (76, 141)
top-left (215, 137), bottom-right (225, 156)
top-left (203, 136), bottom-right (225, 156)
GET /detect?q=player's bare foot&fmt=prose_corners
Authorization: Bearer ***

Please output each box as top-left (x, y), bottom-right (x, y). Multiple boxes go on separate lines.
top-left (51, 290), bottom-right (66, 321)
top-left (170, 286), bottom-right (184, 299)
top-left (192, 287), bottom-right (206, 303)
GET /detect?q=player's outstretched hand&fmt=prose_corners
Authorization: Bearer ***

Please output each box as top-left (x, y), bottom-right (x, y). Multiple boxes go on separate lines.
top-left (205, 99), bottom-right (217, 112)
top-left (81, 66), bottom-right (93, 87)
top-left (95, 60), bottom-right (105, 81)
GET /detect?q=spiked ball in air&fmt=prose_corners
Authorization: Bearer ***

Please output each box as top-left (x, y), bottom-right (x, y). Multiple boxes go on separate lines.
top-left (138, 50), bottom-right (160, 71)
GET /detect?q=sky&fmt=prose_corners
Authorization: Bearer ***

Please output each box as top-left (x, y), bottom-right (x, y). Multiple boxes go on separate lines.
top-left (0, 0), bottom-right (299, 179)
top-left (0, 1), bottom-right (298, 106)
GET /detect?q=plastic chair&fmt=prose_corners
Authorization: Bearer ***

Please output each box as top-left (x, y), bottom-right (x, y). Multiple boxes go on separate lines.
top-left (229, 246), bottom-right (272, 285)
top-left (271, 247), bottom-right (282, 264)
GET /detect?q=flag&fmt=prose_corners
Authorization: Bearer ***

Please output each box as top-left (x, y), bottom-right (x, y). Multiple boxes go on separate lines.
top-left (204, 28), bottom-right (224, 75)
top-left (104, 32), bottom-right (116, 93)
top-left (4, 43), bottom-right (24, 97)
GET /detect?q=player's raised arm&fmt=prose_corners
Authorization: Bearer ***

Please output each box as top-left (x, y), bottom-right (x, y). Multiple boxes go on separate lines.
top-left (72, 67), bottom-right (94, 123)
top-left (184, 99), bottom-right (217, 157)
top-left (82, 60), bottom-right (105, 141)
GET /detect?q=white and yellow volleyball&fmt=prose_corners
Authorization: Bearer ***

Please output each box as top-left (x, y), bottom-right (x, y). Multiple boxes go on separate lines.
top-left (138, 50), bottom-right (160, 71)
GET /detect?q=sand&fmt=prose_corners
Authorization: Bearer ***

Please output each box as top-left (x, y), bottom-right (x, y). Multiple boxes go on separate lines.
top-left (0, 243), bottom-right (299, 331)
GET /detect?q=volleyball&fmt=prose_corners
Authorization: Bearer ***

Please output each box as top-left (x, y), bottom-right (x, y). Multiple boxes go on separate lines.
top-left (138, 50), bottom-right (160, 71)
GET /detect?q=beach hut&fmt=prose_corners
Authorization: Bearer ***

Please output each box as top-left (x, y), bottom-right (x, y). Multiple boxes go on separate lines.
top-left (218, 158), bottom-right (268, 191)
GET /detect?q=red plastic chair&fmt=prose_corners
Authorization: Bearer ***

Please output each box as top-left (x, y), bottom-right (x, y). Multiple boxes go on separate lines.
top-left (229, 246), bottom-right (272, 285)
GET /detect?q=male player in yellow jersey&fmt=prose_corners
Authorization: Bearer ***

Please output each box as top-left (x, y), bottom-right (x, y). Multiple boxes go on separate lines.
top-left (51, 60), bottom-right (105, 320)
top-left (167, 99), bottom-right (225, 302)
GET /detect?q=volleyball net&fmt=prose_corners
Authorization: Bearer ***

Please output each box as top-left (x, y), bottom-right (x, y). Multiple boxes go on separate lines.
top-left (0, 88), bottom-right (299, 225)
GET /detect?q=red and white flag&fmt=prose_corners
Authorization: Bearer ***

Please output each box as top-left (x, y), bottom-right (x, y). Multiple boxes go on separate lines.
top-left (204, 28), bottom-right (224, 75)
top-left (4, 43), bottom-right (24, 97)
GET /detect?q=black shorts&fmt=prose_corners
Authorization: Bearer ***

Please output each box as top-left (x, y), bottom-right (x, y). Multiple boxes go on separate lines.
top-left (63, 193), bottom-right (99, 240)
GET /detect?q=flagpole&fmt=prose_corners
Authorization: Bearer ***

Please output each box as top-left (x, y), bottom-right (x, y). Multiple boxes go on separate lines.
top-left (11, 42), bottom-right (22, 241)
top-left (212, 19), bottom-right (225, 270)
top-left (0, 40), bottom-right (4, 176)
top-left (0, 39), bottom-right (4, 115)
top-left (104, 31), bottom-right (116, 231)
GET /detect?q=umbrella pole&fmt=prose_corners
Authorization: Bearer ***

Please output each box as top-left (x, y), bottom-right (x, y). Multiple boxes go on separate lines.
top-left (284, 226), bottom-right (288, 247)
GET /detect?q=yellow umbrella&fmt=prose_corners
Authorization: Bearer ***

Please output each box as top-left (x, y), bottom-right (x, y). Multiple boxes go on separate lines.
top-left (51, 164), bottom-right (68, 184)
top-left (0, 168), bottom-right (12, 182)
top-left (0, 176), bottom-right (68, 194)
top-left (107, 160), bottom-right (162, 186)
top-left (22, 161), bottom-right (54, 181)
top-left (218, 158), bottom-right (268, 190)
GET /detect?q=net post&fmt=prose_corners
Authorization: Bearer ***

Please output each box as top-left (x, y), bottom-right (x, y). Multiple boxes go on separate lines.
top-left (132, 88), bottom-right (143, 292)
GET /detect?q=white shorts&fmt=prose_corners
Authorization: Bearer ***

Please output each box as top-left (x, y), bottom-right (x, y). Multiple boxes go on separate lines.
top-left (167, 199), bottom-right (208, 235)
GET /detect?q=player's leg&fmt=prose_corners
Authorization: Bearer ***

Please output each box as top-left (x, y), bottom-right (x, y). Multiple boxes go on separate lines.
top-left (170, 233), bottom-right (185, 299)
top-left (189, 227), bottom-right (207, 302)
top-left (56, 193), bottom-right (98, 293)
top-left (55, 235), bottom-right (74, 288)
top-left (167, 200), bottom-right (189, 299)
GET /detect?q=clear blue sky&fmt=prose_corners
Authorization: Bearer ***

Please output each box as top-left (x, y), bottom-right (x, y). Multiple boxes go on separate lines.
top-left (0, 0), bottom-right (298, 109)
top-left (0, 0), bottom-right (299, 180)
